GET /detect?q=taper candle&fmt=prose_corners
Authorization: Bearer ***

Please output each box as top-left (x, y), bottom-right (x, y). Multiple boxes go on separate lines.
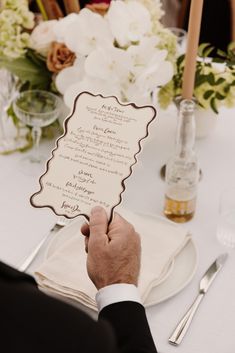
top-left (182, 0), bottom-right (204, 99)
top-left (63, 0), bottom-right (80, 14)
top-left (41, 0), bottom-right (64, 19)
top-left (231, 0), bottom-right (235, 41)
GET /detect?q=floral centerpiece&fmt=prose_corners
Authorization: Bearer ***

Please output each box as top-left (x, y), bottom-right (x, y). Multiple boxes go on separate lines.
top-left (0, 0), bottom-right (51, 89)
top-left (0, 0), bottom-right (178, 151)
top-left (0, 0), bottom-right (177, 110)
top-left (51, 0), bottom-right (177, 109)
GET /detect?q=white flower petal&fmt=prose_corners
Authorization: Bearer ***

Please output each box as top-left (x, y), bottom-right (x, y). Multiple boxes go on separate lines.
top-left (123, 84), bottom-right (152, 105)
top-left (64, 77), bottom-right (121, 108)
top-left (29, 20), bottom-right (57, 56)
top-left (55, 58), bottom-right (85, 94)
top-left (63, 9), bottom-right (113, 55)
top-left (127, 37), bottom-right (160, 75)
top-left (53, 13), bottom-right (78, 43)
top-left (107, 1), bottom-right (151, 46)
top-left (136, 60), bottom-right (174, 92)
top-left (85, 46), bottom-right (131, 82)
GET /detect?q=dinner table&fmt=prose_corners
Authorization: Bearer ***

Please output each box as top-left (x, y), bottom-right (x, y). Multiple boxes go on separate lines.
top-left (0, 103), bottom-right (235, 353)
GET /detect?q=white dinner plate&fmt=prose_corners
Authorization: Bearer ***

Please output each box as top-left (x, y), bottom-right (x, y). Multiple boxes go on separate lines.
top-left (44, 212), bottom-right (197, 307)
top-left (145, 235), bottom-right (197, 306)
top-left (134, 212), bottom-right (198, 306)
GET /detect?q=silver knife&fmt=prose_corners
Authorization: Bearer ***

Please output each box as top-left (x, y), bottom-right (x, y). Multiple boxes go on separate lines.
top-left (168, 253), bottom-right (228, 346)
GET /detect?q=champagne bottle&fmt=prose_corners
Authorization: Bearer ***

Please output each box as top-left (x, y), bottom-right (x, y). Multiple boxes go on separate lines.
top-left (164, 99), bottom-right (199, 223)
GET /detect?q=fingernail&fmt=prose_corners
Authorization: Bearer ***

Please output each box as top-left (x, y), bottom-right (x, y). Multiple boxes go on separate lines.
top-left (91, 206), bottom-right (103, 214)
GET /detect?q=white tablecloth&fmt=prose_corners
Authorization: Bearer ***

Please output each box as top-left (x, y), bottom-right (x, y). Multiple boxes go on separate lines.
top-left (0, 106), bottom-right (235, 353)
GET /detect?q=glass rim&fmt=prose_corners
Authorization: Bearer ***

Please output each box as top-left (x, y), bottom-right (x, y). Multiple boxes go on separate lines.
top-left (13, 89), bottom-right (62, 117)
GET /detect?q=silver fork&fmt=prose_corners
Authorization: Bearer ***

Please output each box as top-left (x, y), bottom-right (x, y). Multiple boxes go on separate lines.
top-left (18, 216), bottom-right (69, 272)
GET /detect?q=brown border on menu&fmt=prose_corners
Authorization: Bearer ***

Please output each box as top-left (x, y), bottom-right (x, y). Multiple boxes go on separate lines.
top-left (30, 91), bottom-right (157, 224)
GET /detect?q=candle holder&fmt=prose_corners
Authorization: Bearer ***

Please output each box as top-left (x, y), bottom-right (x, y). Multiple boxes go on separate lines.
top-left (163, 99), bottom-right (199, 222)
top-left (159, 96), bottom-right (202, 181)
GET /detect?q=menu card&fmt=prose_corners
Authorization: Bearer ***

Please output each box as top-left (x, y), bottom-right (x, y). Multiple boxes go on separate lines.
top-left (30, 92), bottom-right (156, 222)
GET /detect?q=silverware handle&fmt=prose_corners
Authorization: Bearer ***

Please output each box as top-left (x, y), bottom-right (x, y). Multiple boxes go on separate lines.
top-left (18, 233), bottom-right (49, 272)
top-left (169, 293), bottom-right (204, 345)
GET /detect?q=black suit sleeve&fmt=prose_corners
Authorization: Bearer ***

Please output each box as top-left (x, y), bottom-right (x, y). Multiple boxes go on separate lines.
top-left (0, 262), bottom-right (157, 353)
top-left (0, 262), bottom-right (117, 353)
top-left (99, 301), bottom-right (157, 353)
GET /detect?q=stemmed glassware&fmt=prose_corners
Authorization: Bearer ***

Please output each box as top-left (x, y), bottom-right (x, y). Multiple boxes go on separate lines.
top-left (0, 68), bottom-right (27, 154)
top-left (168, 27), bottom-right (187, 54)
top-left (217, 187), bottom-right (235, 249)
top-left (13, 90), bottom-right (62, 175)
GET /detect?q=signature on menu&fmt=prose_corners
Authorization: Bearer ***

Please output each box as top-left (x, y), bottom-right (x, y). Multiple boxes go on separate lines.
top-left (61, 200), bottom-right (80, 213)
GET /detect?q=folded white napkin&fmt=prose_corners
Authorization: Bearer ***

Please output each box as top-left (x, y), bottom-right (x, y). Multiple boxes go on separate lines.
top-left (35, 208), bottom-right (190, 311)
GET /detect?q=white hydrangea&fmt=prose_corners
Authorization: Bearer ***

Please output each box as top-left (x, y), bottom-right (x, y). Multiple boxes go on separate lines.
top-left (106, 1), bottom-right (152, 47)
top-left (0, 0), bottom-right (34, 58)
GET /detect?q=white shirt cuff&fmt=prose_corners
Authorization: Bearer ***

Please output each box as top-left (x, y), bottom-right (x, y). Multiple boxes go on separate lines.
top-left (95, 283), bottom-right (142, 312)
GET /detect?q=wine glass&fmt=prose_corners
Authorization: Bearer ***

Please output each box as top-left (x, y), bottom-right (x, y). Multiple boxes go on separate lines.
top-left (0, 68), bottom-right (27, 154)
top-left (217, 187), bottom-right (235, 249)
top-left (13, 90), bottom-right (62, 175)
top-left (168, 27), bottom-right (187, 54)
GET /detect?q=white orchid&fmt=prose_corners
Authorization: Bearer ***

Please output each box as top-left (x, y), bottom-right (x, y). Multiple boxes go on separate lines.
top-left (85, 46), bottom-right (132, 83)
top-left (53, 13), bottom-right (78, 43)
top-left (134, 49), bottom-right (174, 92)
top-left (52, 0), bottom-right (176, 108)
top-left (55, 57), bottom-right (86, 94)
top-left (127, 37), bottom-right (160, 75)
top-left (64, 77), bottom-right (121, 108)
top-left (123, 84), bottom-right (153, 105)
top-left (106, 0), bottom-right (152, 47)
top-left (59, 9), bottom-right (113, 56)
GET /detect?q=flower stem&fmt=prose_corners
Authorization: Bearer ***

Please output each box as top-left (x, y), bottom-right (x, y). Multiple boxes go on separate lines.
top-left (36, 0), bottom-right (48, 21)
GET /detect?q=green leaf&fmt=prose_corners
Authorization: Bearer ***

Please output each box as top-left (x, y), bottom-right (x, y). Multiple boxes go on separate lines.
top-left (224, 85), bottom-right (230, 93)
top-left (198, 43), bottom-right (214, 57)
top-left (203, 90), bottom-right (214, 100)
top-left (7, 104), bottom-right (20, 126)
top-left (215, 92), bottom-right (225, 100)
top-left (195, 74), bottom-right (208, 87)
top-left (26, 49), bottom-right (47, 68)
top-left (212, 58), bottom-right (226, 64)
top-left (216, 49), bottom-right (227, 58)
top-left (0, 55), bottom-right (52, 89)
top-left (207, 73), bottom-right (215, 85)
top-left (228, 42), bottom-right (235, 52)
top-left (210, 97), bottom-right (219, 114)
top-left (177, 54), bottom-right (185, 67)
top-left (215, 77), bottom-right (226, 85)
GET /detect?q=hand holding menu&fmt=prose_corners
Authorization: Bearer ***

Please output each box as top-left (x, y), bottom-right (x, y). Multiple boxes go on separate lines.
top-left (31, 92), bottom-right (156, 222)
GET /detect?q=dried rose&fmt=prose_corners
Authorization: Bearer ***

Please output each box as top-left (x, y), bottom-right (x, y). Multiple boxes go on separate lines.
top-left (47, 41), bottom-right (76, 73)
top-left (85, 3), bottom-right (110, 16)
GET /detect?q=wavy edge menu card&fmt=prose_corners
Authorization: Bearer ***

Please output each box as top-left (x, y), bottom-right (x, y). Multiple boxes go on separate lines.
top-left (30, 91), bottom-right (157, 222)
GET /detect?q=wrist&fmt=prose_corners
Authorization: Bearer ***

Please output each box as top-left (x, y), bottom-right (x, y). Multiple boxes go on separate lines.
top-left (96, 283), bottom-right (141, 312)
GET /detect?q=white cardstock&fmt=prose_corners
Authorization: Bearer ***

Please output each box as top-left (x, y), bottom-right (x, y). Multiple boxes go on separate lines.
top-left (31, 92), bottom-right (156, 222)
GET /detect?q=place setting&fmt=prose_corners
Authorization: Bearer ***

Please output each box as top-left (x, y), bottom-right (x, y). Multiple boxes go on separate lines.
top-left (0, 0), bottom-right (235, 351)
top-left (19, 88), bottom-right (231, 349)
top-left (34, 208), bottom-right (196, 311)
top-left (24, 91), bottom-right (198, 317)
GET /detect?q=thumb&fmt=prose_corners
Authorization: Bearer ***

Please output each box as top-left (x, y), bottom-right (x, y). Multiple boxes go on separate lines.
top-left (89, 206), bottom-right (108, 242)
